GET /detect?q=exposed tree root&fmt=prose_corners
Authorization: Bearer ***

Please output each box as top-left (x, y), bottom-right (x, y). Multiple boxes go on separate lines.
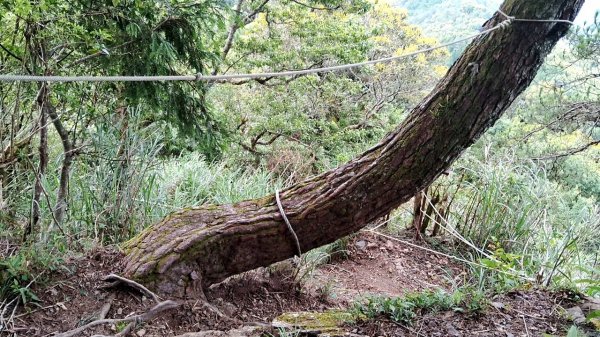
top-left (100, 273), bottom-right (161, 304)
top-left (98, 294), bottom-right (115, 320)
top-left (188, 298), bottom-right (243, 325)
top-left (55, 300), bottom-right (179, 337)
top-left (55, 273), bottom-right (271, 337)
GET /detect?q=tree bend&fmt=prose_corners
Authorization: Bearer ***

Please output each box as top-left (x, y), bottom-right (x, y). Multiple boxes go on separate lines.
top-left (122, 0), bottom-right (584, 296)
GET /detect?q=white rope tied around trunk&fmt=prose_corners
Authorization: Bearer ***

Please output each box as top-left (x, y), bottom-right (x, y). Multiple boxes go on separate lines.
top-left (275, 189), bottom-right (302, 257)
top-left (497, 9), bottom-right (574, 25)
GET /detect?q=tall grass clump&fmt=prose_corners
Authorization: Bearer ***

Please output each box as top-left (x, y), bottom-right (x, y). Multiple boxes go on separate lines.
top-left (445, 148), bottom-right (599, 293)
top-left (24, 106), bottom-right (285, 246)
top-left (141, 152), bottom-right (282, 219)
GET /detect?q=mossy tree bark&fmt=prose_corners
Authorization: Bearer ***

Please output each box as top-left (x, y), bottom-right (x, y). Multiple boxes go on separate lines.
top-left (122, 0), bottom-right (584, 296)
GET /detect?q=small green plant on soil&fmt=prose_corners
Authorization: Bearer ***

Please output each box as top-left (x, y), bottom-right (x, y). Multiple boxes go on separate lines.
top-left (115, 321), bottom-right (129, 333)
top-left (565, 325), bottom-right (588, 337)
top-left (472, 247), bottom-right (527, 294)
top-left (0, 244), bottom-right (65, 305)
top-left (267, 327), bottom-right (299, 337)
top-left (351, 288), bottom-right (487, 325)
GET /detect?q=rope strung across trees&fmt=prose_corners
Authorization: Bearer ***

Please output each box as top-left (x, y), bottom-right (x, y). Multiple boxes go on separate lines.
top-left (0, 11), bottom-right (573, 83)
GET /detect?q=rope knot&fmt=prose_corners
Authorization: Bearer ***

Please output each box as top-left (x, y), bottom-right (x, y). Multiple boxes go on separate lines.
top-left (498, 19), bottom-right (512, 30)
top-left (497, 9), bottom-right (514, 30)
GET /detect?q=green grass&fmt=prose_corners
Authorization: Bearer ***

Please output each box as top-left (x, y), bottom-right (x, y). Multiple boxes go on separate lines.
top-left (381, 148), bottom-right (600, 295)
top-left (351, 288), bottom-right (487, 325)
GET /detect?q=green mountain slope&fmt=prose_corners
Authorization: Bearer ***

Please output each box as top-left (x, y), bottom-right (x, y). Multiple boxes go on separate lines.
top-left (392, 0), bottom-right (502, 61)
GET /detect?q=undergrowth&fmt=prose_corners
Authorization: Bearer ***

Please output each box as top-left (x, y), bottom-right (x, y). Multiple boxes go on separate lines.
top-left (351, 288), bottom-right (488, 325)
top-left (0, 243), bottom-right (67, 305)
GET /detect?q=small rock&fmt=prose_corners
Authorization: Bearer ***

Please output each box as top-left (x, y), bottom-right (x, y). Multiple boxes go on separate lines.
top-left (445, 322), bottom-right (460, 337)
top-left (566, 306), bottom-right (586, 324)
top-left (491, 301), bottom-right (505, 310)
top-left (137, 329), bottom-right (146, 337)
top-left (220, 302), bottom-right (238, 317)
top-left (117, 308), bottom-right (123, 315)
top-left (354, 240), bottom-right (367, 250)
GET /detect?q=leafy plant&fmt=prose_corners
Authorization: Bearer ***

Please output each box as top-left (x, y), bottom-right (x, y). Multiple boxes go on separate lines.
top-left (566, 325), bottom-right (587, 337)
top-left (352, 288), bottom-right (485, 325)
top-left (0, 244), bottom-right (63, 304)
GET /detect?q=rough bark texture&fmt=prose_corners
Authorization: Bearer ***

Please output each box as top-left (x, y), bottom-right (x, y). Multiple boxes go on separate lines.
top-left (123, 0), bottom-right (584, 296)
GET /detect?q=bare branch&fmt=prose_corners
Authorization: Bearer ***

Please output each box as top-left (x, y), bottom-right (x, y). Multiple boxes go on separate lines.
top-left (0, 43), bottom-right (23, 62)
top-left (531, 140), bottom-right (600, 160)
top-left (288, 0), bottom-right (340, 11)
top-left (557, 73), bottom-right (600, 88)
top-left (61, 40), bottom-right (136, 68)
top-left (213, 0), bottom-right (246, 76)
top-left (243, 0), bottom-right (271, 24)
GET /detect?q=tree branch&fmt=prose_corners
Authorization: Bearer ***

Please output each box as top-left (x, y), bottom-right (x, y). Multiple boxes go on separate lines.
top-left (213, 0), bottom-right (246, 76)
top-left (288, 0), bottom-right (341, 11)
top-left (243, 0), bottom-right (271, 24)
top-left (0, 43), bottom-right (22, 62)
top-left (531, 140), bottom-right (600, 160)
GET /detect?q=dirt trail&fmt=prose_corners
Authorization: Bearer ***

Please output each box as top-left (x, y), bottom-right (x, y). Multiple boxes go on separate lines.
top-left (310, 231), bottom-right (466, 304)
top-left (7, 232), bottom-right (590, 337)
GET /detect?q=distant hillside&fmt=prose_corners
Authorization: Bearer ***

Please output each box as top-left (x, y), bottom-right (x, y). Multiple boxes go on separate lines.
top-left (392, 0), bottom-right (502, 61)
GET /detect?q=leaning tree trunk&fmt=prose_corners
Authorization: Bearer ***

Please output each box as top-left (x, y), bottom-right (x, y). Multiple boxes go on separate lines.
top-left (123, 0), bottom-right (584, 296)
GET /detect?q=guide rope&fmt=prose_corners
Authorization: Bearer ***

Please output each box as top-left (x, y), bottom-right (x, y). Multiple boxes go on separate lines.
top-left (275, 189), bottom-right (302, 257)
top-left (0, 10), bottom-right (572, 83)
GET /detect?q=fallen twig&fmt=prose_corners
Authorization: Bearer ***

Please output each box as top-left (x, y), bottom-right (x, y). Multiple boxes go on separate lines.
top-left (522, 315), bottom-right (530, 337)
top-left (0, 297), bottom-right (17, 335)
top-left (54, 300), bottom-right (179, 337)
top-left (13, 301), bottom-right (69, 319)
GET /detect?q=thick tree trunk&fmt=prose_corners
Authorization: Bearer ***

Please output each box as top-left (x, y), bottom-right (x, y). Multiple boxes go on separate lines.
top-left (123, 0), bottom-right (584, 296)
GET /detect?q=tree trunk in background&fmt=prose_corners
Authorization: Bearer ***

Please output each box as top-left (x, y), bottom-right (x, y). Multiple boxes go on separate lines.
top-left (122, 0), bottom-right (584, 296)
top-left (25, 85), bottom-right (50, 241)
top-left (114, 106), bottom-right (131, 238)
top-left (48, 98), bottom-right (73, 228)
top-left (411, 188), bottom-right (426, 240)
